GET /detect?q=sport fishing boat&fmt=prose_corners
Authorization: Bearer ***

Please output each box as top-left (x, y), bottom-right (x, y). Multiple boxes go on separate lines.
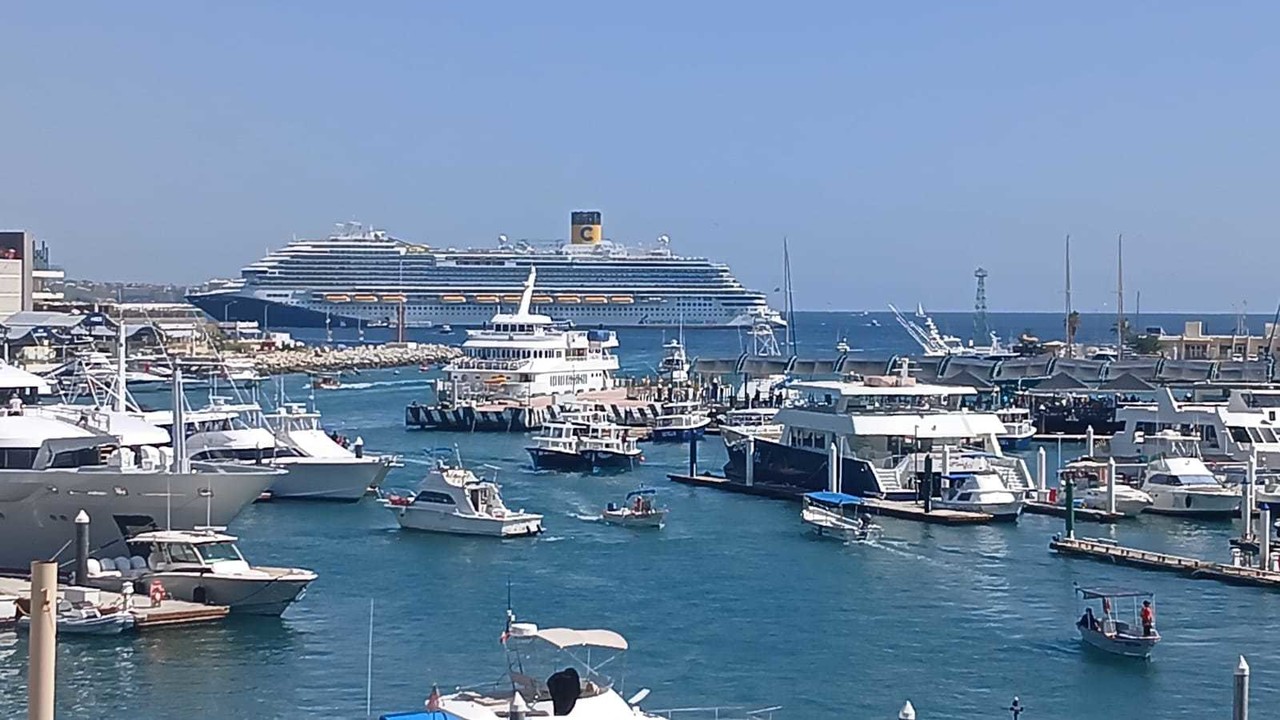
top-left (381, 453), bottom-right (543, 537)
top-left (85, 528), bottom-right (317, 616)
top-left (1057, 459), bottom-right (1153, 517)
top-left (933, 471), bottom-right (1024, 520)
top-left (1075, 587), bottom-right (1160, 659)
top-left (601, 488), bottom-right (667, 528)
top-left (656, 337), bottom-right (690, 384)
top-left (801, 491), bottom-right (883, 543)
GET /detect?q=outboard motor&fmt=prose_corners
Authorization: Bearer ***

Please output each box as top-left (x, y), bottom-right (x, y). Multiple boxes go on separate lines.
top-left (546, 667), bottom-right (581, 716)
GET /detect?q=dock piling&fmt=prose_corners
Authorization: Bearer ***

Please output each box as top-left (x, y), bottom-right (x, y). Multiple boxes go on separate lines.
top-left (1064, 474), bottom-right (1075, 539)
top-left (827, 442), bottom-right (839, 494)
top-left (744, 435), bottom-right (755, 488)
top-left (1234, 655), bottom-right (1250, 720)
top-left (28, 560), bottom-right (56, 720)
top-left (73, 510), bottom-right (90, 585)
top-left (687, 433), bottom-right (698, 476)
top-left (1106, 457), bottom-right (1117, 515)
top-left (941, 445), bottom-right (951, 477)
top-left (1260, 505), bottom-right (1272, 571)
top-left (1036, 447), bottom-right (1046, 494)
top-left (1085, 424), bottom-right (1095, 455)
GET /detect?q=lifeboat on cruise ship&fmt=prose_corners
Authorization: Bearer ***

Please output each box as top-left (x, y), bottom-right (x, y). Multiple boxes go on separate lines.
top-left (532, 295), bottom-right (553, 304)
top-left (475, 294), bottom-right (500, 303)
top-left (644, 296), bottom-right (664, 302)
top-left (502, 294), bottom-right (522, 303)
top-left (441, 294), bottom-right (467, 303)
top-left (484, 375), bottom-right (509, 385)
top-left (354, 294), bottom-right (379, 302)
top-left (381, 293), bottom-right (407, 303)
top-left (324, 294), bottom-right (351, 303)
top-left (609, 295), bottom-right (634, 304)
top-left (556, 294), bottom-right (582, 304)
top-left (584, 295), bottom-right (608, 304)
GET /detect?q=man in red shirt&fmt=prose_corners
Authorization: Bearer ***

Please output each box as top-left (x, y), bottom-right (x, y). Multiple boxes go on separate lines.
top-left (1140, 600), bottom-right (1155, 636)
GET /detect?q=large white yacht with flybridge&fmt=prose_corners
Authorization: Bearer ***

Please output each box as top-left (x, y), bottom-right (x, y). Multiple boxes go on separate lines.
top-left (187, 211), bottom-right (784, 329)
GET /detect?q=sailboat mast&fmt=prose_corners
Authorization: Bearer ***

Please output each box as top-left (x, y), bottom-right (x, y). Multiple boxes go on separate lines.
top-left (1064, 234), bottom-right (1073, 357)
top-left (783, 237), bottom-right (796, 355)
top-left (1116, 234), bottom-right (1125, 362)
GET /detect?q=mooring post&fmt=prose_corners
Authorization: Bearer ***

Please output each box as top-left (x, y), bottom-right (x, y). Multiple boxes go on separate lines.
top-left (1106, 457), bottom-right (1117, 515)
top-left (1259, 504), bottom-right (1272, 572)
top-left (1085, 424), bottom-right (1095, 456)
top-left (828, 441), bottom-right (839, 494)
top-left (73, 510), bottom-right (90, 586)
top-left (28, 560), bottom-right (57, 720)
top-left (687, 433), bottom-right (698, 476)
top-left (1064, 473), bottom-right (1076, 539)
top-left (744, 435), bottom-right (755, 488)
top-left (1233, 655), bottom-right (1250, 720)
top-left (1036, 446), bottom-right (1047, 496)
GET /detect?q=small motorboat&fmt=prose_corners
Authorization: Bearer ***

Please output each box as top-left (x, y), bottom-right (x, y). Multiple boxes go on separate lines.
top-left (602, 488), bottom-right (667, 528)
top-left (19, 599), bottom-right (135, 636)
top-left (438, 324), bottom-right (454, 335)
top-left (311, 372), bottom-right (341, 390)
top-left (1074, 586), bottom-right (1160, 659)
top-left (933, 471), bottom-right (1024, 521)
top-left (801, 491), bottom-right (883, 543)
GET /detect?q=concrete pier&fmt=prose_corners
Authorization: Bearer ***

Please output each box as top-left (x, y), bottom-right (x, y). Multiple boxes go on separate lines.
top-left (1049, 536), bottom-right (1280, 589)
top-left (251, 342), bottom-right (460, 375)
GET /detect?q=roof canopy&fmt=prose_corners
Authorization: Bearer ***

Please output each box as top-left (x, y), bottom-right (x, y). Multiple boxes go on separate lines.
top-left (535, 627), bottom-right (629, 651)
top-left (1076, 587), bottom-right (1153, 600)
top-left (805, 491), bottom-right (865, 506)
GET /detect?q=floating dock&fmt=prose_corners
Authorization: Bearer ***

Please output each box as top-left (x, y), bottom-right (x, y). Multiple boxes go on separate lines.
top-left (1048, 536), bottom-right (1280, 590)
top-left (666, 474), bottom-right (994, 524)
top-left (0, 577), bottom-right (229, 629)
top-left (1024, 501), bottom-right (1125, 523)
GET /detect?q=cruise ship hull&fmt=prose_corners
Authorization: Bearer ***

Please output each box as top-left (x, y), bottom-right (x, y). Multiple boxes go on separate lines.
top-left (0, 464), bottom-right (280, 574)
top-left (190, 291), bottom-right (780, 330)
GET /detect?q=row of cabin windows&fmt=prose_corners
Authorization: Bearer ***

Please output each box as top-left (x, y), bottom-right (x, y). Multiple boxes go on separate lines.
top-left (1133, 423), bottom-right (1280, 445)
top-left (467, 348), bottom-right (565, 359)
top-left (414, 491), bottom-right (456, 505)
top-left (0, 447), bottom-right (102, 470)
top-left (190, 447), bottom-right (304, 462)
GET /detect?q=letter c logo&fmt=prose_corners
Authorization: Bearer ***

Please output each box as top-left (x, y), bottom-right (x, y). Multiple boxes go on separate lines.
top-left (579, 226), bottom-right (594, 242)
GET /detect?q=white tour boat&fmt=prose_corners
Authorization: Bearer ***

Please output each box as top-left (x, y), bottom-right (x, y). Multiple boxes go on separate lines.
top-left (801, 491), bottom-right (883, 543)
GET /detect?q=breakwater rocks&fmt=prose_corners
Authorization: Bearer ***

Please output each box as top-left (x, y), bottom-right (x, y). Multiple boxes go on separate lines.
top-left (250, 342), bottom-right (462, 375)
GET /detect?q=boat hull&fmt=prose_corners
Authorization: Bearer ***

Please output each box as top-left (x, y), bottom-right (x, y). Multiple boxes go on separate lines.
top-left (387, 506), bottom-right (544, 537)
top-left (933, 499), bottom-right (1023, 521)
top-left (579, 449), bottom-right (641, 472)
top-left (20, 612), bottom-right (134, 636)
top-left (722, 436), bottom-right (894, 499)
top-left (1145, 490), bottom-right (1240, 518)
top-left (1078, 627), bottom-right (1159, 658)
top-left (601, 509), bottom-right (667, 528)
top-left (268, 457), bottom-right (390, 502)
top-left (527, 447), bottom-right (592, 473)
top-left (0, 464), bottom-right (280, 574)
top-left (150, 568), bottom-right (316, 616)
top-left (998, 434), bottom-right (1034, 452)
top-left (650, 427), bottom-right (706, 443)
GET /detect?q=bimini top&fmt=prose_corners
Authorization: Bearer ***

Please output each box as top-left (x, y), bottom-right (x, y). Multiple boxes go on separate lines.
top-left (1076, 587), bottom-right (1154, 600)
top-left (534, 627), bottom-right (629, 651)
top-left (625, 488), bottom-right (657, 500)
top-left (804, 491), bottom-right (866, 507)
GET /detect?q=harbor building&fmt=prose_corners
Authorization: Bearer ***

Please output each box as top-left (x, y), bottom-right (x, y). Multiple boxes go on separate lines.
top-left (1150, 321), bottom-right (1280, 361)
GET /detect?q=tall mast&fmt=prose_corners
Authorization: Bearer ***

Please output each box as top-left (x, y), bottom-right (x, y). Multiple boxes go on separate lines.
top-left (1064, 234), bottom-right (1073, 357)
top-left (1116, 234), bottom-right (1125, 362)
top-left (783, 237), bottom-right (795, 355)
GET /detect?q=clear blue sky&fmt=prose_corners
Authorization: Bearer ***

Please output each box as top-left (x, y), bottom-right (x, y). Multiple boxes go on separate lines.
top-left (3, 2), bottom-right (1278, 313)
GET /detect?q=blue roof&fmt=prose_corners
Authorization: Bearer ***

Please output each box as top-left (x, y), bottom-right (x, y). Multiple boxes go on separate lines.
top-left (626, 488), bottom-right (657, 498)
top-left (804, 491), bottom-right (866, 506)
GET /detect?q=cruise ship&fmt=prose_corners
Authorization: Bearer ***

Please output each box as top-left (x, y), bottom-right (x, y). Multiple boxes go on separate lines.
top-left (187, 211), bottom-right (784, 329)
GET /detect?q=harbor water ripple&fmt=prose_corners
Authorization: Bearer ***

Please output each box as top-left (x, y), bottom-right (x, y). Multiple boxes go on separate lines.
top-left (2, 312), bottom-right (1279, 718)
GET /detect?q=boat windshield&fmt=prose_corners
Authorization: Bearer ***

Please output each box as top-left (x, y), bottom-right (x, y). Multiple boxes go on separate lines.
top-left (1174, 473), bottom-right (1221, 487)
top-left (197, 541), bottom-right (245, 563)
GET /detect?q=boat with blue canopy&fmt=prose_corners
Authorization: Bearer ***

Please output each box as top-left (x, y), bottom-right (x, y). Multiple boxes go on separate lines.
top-left (801, 491), bottom-right (882, 543)
top-left (1074, 586), bottom-right (1160, 659)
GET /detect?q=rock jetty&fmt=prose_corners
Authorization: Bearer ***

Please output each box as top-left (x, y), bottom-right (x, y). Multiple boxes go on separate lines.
top-left (249, 342), bottom-right (461, 376)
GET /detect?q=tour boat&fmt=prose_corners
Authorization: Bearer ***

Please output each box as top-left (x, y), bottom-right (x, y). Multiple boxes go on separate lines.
top-left (649, 400), bottom-right (711, 443)
top-left (1075, 587), bottom-right (1160, 659)
top-left (801, 491), bottom-right (883, 543)
top-left (601, 488), bottom-right (667, 528)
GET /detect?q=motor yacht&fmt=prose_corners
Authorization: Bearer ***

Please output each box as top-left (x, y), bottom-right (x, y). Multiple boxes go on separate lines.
top-left (261, 402), bottom-right (392, 501)
top-left (933, 471), bottom-right (1024, 520)
top-left (381, 455), bottom-right (543, 537)
top-left (1057, 459), bottom-right (1153, 517)
top-left (85, 528), bottom-right (316, 616)
top-left (649, 400), bottom-right (711, 443)
top-left (656, 337), bottom-right (690, 384)
top-left (1139, 456), bottom-right (1240, 518)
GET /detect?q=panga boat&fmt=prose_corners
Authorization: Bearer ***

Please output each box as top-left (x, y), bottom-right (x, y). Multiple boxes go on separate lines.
top-left (1075, 587), bottom-right (1160, 659)
top-left (802, 491), bottom-right (883, 543)
top-left (18, 597), bottom-right (135, 636)
top-left (602, 488), bottom-right (667, 528)
top-left (88, 528), bottom-right (318, 616)
top-left (381, 451), bottom-right (543, 537)
top-left (933, 471), bottom-right (1024, 521)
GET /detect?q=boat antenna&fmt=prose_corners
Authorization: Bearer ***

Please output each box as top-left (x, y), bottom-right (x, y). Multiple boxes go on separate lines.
top-left (114, 318), bottom-right (127, 413)
top-left (366, 598), bottom-right (375, 718)
top-left (1064, 234), bottom-right (1073, 357)
top-left (1265, 300), bottom-right (1280, 360)
top-left (783, 237), bottom-right (796, 355)
top-left (1116, 234), bottom-right (1125, 362)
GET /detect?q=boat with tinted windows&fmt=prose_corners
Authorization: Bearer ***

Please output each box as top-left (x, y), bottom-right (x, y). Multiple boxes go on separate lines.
top-left (380, 453), bottom-right (543, 537)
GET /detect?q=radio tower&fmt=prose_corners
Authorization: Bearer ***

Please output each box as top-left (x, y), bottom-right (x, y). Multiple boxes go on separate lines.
top-left (973, 267), bottom-right (990, 345)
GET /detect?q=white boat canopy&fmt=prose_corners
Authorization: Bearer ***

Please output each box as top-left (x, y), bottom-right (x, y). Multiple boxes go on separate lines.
top-left (774, 409), bottom-right (1006, 438)
top-left (534, 627), bottom-right (629, 651)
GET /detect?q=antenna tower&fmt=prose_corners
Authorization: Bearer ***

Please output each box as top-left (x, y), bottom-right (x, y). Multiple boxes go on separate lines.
top-left (973, 267), bottom-right (990, 344)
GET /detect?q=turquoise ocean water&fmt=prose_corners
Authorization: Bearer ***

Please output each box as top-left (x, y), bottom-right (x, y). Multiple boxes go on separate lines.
top-left (1, 311), bottom-right (1277, 719)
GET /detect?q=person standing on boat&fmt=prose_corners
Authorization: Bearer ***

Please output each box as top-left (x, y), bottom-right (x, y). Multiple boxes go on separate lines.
top-left (1140, 600), bottom-right (1155, 636)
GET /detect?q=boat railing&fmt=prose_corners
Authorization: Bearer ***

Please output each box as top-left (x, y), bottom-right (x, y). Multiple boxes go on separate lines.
top-left (648, 705), bottom-right (782, 720)
top-left (450, 358), bottom-right (526, 371)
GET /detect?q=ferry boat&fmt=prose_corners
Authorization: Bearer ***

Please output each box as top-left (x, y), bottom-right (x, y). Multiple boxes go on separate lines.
top-left (187, 211), bottom-right (785, 329)
top-left (721, 370), bottom-right (1034, 500)
top-left (405, 268), bottom-right (620, 432)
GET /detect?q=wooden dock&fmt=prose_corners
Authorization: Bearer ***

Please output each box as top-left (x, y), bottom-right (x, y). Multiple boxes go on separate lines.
top-left (1049, 536), bottom-right (1280, 589)
top-left (666, 474), bottom-right (994, 524)
top-left (0, 576), bottom-right (229, 629)
top-left (1024, 501), bottom-right (1126, 523)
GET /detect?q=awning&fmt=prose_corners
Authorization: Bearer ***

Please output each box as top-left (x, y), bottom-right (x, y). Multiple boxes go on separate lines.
top-left (536, 627), bottom-right (629, 651)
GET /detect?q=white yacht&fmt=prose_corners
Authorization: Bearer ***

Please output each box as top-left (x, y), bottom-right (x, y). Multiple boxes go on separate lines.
top-left (261, 402), bottom-right (391, 501)
top-left (934, 471), bottom-right (1024, 520)
top-left (649, 400), bottom-right (711, 443)
top-left (406, 267), bottom-right (621, 431)
top-left (1139, 456), bottom-right (1240, 518)
top-left (723, 371), bottom-right (1033, 501)
top-left (1109, 388), bottom-right (1280, 468)
top-left (0, 412), bottom-right (281, 573)
top-left (381, 457), bottom-right (543, 537)
top-left (717, 407), bottom-right (783, 445)
top-left (85, 528), bottom-right (316, 616)
top-left (1057, 459), bottom-right (1153, 517)
top-left (656, 337), bottom-right (690, 384)
top-left (526, 421), bottom-right (585, 472)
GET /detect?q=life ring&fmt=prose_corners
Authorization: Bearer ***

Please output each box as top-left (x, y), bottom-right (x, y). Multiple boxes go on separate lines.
top-left (149, 579), bottom-right (166, 606)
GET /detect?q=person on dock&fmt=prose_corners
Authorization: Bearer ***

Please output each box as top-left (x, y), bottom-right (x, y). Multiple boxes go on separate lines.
top-left (1140, 600), bottom-right (1155, 636)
